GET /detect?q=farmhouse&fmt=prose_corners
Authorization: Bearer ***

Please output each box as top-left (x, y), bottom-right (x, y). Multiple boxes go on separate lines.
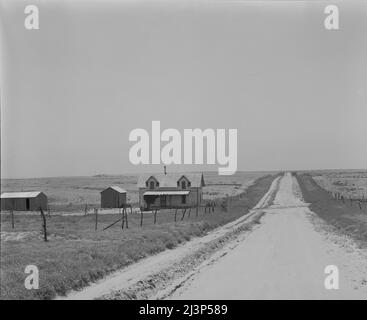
top-left (0, 191), bottom-right (48, 211)
top-left (138, 172), bottom-right (205, 210)
top-left (100, 186), bottom-right (127, 208)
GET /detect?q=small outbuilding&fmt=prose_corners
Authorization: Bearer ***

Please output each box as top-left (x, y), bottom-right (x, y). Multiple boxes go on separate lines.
top-left (0, 191), bottom-right (48, 211)
top-left (100, 186), bottom-right (127, 208)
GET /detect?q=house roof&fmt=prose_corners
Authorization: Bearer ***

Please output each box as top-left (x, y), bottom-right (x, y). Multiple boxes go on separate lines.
top-left (102, 186), bottom-right (127, 193)
top-left (1, 191), bottom-right (43, 199)
top-left (144, 190), bottom-right (190, 196)
top-left (137, 173), bottom-right (205, 188)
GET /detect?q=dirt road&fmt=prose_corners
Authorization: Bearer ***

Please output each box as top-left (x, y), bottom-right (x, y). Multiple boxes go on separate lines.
top-left (169, 173), bottom-right (367, 299)
top-left (62, 173), bottom-right (367, 300)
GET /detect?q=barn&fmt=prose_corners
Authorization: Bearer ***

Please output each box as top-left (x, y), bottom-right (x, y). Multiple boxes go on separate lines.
top-left (100, 186), bottom-right (127, 208)
top-left (138, 173), bottom-right (205, 210)
top-left (0, 191), bottom-right (48, 211)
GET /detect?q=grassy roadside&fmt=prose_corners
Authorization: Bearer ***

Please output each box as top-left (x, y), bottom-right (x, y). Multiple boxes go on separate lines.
top-left (0, 174), bottom-right (276, 300)
top-left (296, 173), bottom-right (367, 247)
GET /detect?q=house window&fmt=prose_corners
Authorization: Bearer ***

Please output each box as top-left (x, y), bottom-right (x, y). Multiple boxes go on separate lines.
top-left (188, 182), bottom-right (191, 187)
top-left (146, 182), bottom-right (148, 187)
top-left (150, 181), bottom-right (155, 189)
top-left (182, 195), bottom-right (186, 204)
top-left (156, 182), bottom-right (159, 187)
top-left (181, 181), bottom-right (186, 189)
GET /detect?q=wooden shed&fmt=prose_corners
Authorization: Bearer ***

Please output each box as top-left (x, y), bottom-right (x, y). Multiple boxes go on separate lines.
top-left (0, 191), bottom-right (48, 211)
top-left (100, 186), bottom-right (127, 208)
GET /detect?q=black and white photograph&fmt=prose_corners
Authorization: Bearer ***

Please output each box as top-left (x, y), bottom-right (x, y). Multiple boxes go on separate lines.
top-left (1, 0), bottom-right (367, 305)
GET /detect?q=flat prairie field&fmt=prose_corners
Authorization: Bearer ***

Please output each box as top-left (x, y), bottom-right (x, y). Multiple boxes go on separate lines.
top-left (296, 173), bottom-right (367, 249)
top-left (1, 171), bottom-right (270, 214)
top-left (311, 170), bottom-right (367, 199)
top-left (0, 174), bottom-right (276, 300)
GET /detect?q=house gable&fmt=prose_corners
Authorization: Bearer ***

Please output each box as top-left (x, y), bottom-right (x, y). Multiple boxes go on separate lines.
top-left (145, 176), bottom-right (160, 189)
top-left (138, 172), bottom-right (205, 189)
top-left (177, 175), bottom-right (191, 189)
top-left (101, 186), bottom-right (126, 194)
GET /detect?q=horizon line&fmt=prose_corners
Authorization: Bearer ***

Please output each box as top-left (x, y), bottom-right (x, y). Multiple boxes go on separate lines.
top-left (1, 168), bottom-right (367, 180)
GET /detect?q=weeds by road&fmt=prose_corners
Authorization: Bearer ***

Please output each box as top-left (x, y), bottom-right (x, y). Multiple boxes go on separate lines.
top-left (296, 174), bottom-right (367, 248)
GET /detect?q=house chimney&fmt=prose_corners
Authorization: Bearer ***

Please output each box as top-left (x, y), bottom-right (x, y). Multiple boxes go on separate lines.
top-left (164, 165), bottom-right (167, 175)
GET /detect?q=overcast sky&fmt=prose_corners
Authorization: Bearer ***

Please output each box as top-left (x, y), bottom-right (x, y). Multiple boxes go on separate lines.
top-left (1, 0), bottom-right (366, 179)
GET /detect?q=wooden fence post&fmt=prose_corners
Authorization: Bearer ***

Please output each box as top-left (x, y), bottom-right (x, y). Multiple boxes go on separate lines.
top-left (121, 208), bottom-right (125, 229)
top-left (154, 209), bottom-right (158, 224)
top-left (121, 207), bottom-right (129, 229)
top-left (140, 209), bottom-right (144, 227)
top-left (40, 207), bottom-right (47, 242)
top-left (125, 207), bottom-right (129, 229)
top-left (121, 206), bottom-right (132, 229)
top-left (181, 208), bottom-right (187, 221)
top-left (11, 209), bottom-right (14, 229)
top-left (95, 208), bottom-right (98, 230)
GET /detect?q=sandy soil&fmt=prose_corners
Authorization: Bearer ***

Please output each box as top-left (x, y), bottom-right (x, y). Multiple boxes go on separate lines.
top-left (169, 173), bottom-right (367, 299)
